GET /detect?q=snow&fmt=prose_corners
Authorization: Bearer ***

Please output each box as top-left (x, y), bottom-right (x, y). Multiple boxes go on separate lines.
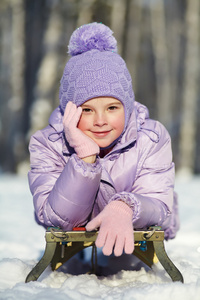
top-left (0, 174), bottom-right (200, 299)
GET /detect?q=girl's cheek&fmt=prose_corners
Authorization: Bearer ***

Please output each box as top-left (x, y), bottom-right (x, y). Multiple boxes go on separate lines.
top-left (77, 116), bottom-right (89, 131)
top-left (113, 115), bottom-right (125, 132)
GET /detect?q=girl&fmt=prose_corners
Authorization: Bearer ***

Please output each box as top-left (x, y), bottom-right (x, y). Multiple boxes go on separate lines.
top-left (28, 22), bottom-right (179, 257)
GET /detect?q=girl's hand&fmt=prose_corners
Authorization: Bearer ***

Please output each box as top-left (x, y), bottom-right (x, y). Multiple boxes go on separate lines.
top-left (86, 201), bottom-right (134, 256)
top-left (63, 102), bottom-right (99, 161)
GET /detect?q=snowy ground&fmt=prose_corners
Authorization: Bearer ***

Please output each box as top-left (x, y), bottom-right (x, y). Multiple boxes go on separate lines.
top-left (0, 174), bottom-right (200, 299)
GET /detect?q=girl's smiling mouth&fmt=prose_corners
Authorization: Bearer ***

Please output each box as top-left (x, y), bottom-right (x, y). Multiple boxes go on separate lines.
top-left (92, 130), bottom-right (112, 138)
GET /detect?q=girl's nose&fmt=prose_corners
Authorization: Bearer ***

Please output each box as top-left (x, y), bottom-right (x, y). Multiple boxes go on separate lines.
top-left (94, 112), bottom-right (108, 126)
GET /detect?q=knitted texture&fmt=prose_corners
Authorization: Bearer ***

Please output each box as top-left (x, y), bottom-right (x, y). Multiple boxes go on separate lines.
top-left (86, 200), bottom-right (134, 256)
top-left (59, 23), bottom-right (135, 130)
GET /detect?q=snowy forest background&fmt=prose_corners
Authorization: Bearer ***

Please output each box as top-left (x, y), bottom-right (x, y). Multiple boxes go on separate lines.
top-left (0, 0), bottom-right (200, 175)
top-left (0, 1), bottom-right (200, 298)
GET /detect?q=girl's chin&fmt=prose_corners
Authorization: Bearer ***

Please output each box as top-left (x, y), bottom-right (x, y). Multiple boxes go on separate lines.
top-left (97, 142), bottom-right (112, 149)
top-left (95, 138), bottom-right (118, 150)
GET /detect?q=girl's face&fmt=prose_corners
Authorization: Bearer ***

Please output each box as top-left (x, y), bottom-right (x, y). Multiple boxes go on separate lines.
top-left (78, 97), bottom-right (125, 149)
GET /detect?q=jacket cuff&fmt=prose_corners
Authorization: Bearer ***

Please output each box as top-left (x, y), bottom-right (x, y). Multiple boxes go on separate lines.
top-left (109, 192), bottom-right (170, 231)
top-left (108, 192), bottom-right (140, 220)
top-left (72, 154), bottom-right (101, 176)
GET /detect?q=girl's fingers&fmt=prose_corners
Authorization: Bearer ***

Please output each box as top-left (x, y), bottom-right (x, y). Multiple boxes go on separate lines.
top-left (86, 215), bottom-right (101, 231)
top-left (71, 106), bottom-right (82, 127)
top-left (101, 233), bottom-right (116, 256)
top-left (124, 235), bottom-right (134, 254)
top-left (63, 102), bottom-right (82, 128)
top-left (113, 236), bottom-right (125, 257)
top-left (63, 101), bottom-right (73, 123)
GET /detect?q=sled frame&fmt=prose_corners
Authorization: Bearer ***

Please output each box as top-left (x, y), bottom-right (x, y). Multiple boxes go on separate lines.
top-left (25, 226), bottom-right (183, 283)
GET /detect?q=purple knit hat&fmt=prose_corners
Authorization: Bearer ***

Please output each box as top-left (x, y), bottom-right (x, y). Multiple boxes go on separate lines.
top-left (59, 22), bottom-right (135, 129)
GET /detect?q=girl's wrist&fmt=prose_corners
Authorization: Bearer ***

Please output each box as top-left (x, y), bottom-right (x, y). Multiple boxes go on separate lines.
top-left (81, 155), bottom-right (97, 164)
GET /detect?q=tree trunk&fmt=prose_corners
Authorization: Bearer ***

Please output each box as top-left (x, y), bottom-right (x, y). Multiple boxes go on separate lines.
top-left (109, 0), bottom-right (127, 55)
top-left (125, 0), bottom-right (143, 93)
top-left (6, 0), bottom-right (25, 172)
top-left (149, 0), bottom-right (172, 128)
top-left (178, 0), bottom-right (200, 174)
top-left (76, 0), bottom-right (95, 27)
top-left (28, 3), bottom-right (63, 138)
top-left (166, 1), bottom-right (183, 129)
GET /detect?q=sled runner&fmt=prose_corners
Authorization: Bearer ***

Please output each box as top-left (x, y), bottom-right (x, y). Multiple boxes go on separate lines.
top-left (25, 226), bottom-right (183, 283)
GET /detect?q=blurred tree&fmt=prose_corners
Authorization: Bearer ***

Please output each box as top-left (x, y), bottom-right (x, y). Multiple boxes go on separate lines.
top-left (28, 1), bottom-right (63, 138)
top-left (24, 0), bottom-right (49, 137)
top-left (0, 0), bottom-right (199, 174)
top-left (179, 0), bottom-right (200, 174)
top-left (150, 0), bottom-right (172, 128)
top-left (0, 0), bottom-right (25, 172)
top-left (124, 0), bottom-right (142, 93)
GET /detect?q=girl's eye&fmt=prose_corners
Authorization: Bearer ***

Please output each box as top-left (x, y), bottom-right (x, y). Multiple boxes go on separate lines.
top-left (82, 108), bottom-right (92, 113)
top-left (108, 106), bottom-right (118, 110)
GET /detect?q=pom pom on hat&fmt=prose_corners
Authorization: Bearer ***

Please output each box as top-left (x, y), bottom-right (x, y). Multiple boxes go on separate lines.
top-left (68, 22), bottom-right (117, 56)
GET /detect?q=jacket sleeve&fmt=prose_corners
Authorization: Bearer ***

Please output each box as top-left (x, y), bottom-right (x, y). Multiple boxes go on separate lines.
top-left (28, 131), bottom-right (102, 230)
top-left (109, 121), bottom-right (179, 239)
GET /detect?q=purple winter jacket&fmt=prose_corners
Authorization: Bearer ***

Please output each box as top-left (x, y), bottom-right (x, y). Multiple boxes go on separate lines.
top-left (28, 101), bottom-right (179, 240)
